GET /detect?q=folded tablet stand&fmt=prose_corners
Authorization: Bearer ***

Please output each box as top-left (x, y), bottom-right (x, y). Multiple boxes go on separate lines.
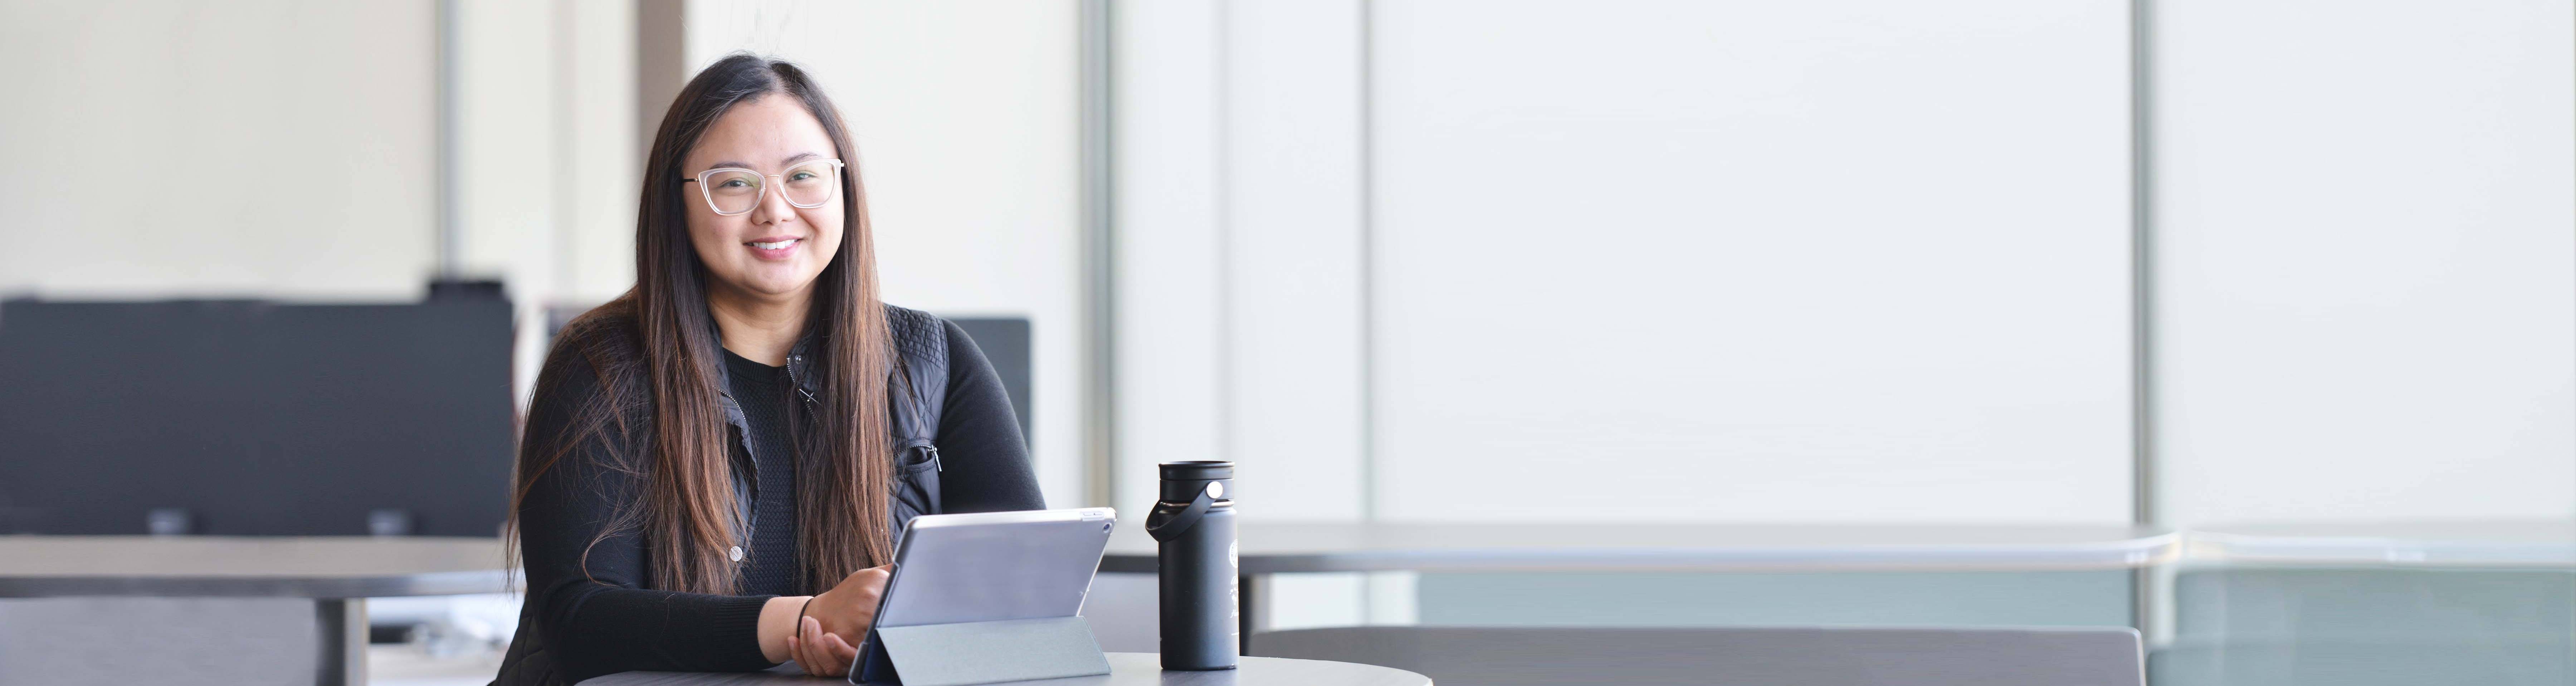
top-left (853, 615), bottom-right (1112, 686)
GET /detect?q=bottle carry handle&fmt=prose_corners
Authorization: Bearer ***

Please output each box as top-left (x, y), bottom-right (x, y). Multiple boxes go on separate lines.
top-left (1144, 483), bottom-right (1219, 542)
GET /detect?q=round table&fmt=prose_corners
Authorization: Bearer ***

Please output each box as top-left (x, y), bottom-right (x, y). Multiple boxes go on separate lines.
top-left (580, 652), bottom-right (1430, 686)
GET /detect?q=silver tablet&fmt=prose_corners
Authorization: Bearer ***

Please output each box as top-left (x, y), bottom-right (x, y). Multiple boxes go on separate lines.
top-left (870, 507), bottom-right (1119, 629)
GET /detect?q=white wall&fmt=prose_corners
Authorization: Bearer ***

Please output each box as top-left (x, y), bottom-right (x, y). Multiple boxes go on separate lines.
top-left (1111, 0), bottom-right (1229, 512)
top-left (561, 0), bottom-right (643, 303)
top-left (12, 0), bottom-right (2566, 540)
top-left (0, 1), bottom-right (1083, 506)
top-left (1112, 0), bottom-right (1371, 522)
top-left (684, 0), bottom-right (1088, 507)
top-left (2151, 0), bottom-right (2576, 526)
top-left (1119, 0), bottom-right (2576, 530)
top-left (0, 0), bottom-right (637, 409)
top-left (457, 0), bottom-right (560, 309)
top-left (1369, 0), bottom-right (2136, 523)
top-left (453, 0), bottom-right (643, 305)
top-left (0, 1), bottom-right (438, 300)
top-left (1220, 0), bottom-right (1370, 521)
top-left (1113, 0), bottom-right (2139, 526)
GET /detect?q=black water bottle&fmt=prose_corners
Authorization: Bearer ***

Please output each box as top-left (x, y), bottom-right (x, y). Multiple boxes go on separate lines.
top-left (1144, 461), bottom-right (1237, 670)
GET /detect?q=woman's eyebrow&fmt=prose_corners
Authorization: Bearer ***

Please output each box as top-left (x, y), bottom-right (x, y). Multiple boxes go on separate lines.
top-left (702, 153), bottom-right (820, 170)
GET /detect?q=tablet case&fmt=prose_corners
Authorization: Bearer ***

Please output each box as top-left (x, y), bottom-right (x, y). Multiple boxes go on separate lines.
top-left (853, 616), bottom-right (1111, 686)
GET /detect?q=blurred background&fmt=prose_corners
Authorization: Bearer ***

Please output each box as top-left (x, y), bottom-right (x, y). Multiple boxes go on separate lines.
top-left (0, 1), bottom-right (2570, 685)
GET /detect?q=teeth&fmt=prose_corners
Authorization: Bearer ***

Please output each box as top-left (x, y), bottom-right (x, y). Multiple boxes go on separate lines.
top-left (751, 239), bottom-right (799, 250)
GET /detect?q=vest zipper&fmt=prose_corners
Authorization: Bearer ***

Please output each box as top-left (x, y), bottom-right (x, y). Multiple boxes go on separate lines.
top-left (786, 354), bottom-right (818, 409)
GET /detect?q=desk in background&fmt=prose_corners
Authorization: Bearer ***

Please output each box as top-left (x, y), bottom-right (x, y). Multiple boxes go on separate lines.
top-left (0, 536), bottom-right (511, 686)
top-left (2156, 521), bottom-right (2576, 686)
top-left (1101, 522), bottom-right (2178, 574)
top-left (1093, 522), bottom-right (2176, 647)
top-left (1252, 625), bottom-right (2144, 686)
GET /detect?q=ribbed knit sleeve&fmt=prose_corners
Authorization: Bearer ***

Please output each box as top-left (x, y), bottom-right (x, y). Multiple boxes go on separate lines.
top-left (514, 359), bottom-right (778, 683)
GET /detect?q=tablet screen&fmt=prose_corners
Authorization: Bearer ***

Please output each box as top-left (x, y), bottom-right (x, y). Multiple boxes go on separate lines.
top-left (871, 508), bottom-right (1118, 628)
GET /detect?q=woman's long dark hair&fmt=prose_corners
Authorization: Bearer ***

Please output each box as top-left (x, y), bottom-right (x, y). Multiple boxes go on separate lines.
top-left (508, 53), bottom-right (895, 595)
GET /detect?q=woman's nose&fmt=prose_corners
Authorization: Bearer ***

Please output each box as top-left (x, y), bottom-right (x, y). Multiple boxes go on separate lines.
top-left (748, 176), bottom-right (799, 224)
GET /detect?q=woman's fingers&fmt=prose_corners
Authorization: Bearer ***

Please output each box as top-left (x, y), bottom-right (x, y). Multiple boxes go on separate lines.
top-left (823, 630), bottom-right (862, 667)
top-left (791, 618), bottom-right (821, 675)
top-left (817, 626), bottom-right (859, 676)
top-left (795, 627), bottom-right (858, 678)
top-left (801, 615), bottom-right (850, 676)
top-left (795, 617), bottom-right (822, 675)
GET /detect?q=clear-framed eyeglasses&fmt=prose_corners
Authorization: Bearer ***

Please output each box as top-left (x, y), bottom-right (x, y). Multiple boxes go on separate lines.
top-left (680, 158), bottom-right (846, 216)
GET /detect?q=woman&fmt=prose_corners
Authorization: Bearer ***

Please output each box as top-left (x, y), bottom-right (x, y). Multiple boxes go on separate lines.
top-left (491, 54), bottom-right (1043, 685)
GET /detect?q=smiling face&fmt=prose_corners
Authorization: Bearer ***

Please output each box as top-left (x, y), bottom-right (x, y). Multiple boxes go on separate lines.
top-left (682, 94), bottom-right (846, 304)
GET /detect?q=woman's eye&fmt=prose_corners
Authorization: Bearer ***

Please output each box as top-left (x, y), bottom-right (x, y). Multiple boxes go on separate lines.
top-left (719, 178), bottom-right (751, 188)
top-left (789, 172), bottom-right (817, 181)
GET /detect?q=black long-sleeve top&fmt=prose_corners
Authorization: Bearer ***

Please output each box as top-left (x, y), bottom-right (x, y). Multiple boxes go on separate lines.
top-left (723, 348), bottom-right (805, 596)
top-left (513, 320), bottom-right (1044, 684)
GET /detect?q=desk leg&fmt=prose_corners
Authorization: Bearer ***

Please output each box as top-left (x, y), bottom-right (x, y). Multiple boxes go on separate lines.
top-left (1237, 574), bottom-right (1268, 655)
top-left (316, 598), bottom-right (367, 686)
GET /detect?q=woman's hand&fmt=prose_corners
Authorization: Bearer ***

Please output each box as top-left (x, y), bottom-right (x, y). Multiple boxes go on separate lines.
top-left (786, 614), bottom-right (861, 677)
top-left (758, 565), bottom-right (891, 676)
top-left (806, 565), bottom-right (891, 643)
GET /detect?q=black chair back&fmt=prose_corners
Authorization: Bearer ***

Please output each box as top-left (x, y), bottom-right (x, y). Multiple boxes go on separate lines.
top-left (0, 297), bottom-right (515, 536)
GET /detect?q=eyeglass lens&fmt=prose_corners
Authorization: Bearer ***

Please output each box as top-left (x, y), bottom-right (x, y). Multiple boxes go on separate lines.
top-left (702, 160), bottom-right (839, 214)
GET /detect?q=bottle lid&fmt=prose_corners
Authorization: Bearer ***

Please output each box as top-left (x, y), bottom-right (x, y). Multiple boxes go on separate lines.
top-left (1157, 461), bottom-right (1234, 502)
top-left (1158, 461), bottom-right (1233, 482)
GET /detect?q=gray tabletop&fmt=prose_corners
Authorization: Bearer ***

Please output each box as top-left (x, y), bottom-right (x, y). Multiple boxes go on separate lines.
top-left (0, 535), bottom-right (512, 598)
top-left (580, 653), bottom-right (1428, 686)
top-left (1101, 522), bottom-right (2177, 573)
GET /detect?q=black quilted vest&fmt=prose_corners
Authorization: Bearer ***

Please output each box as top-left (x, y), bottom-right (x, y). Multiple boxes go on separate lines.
top-left (711, 304), bottom-right (951, 544)
top-left (489, 304), bottom-right (951, 686)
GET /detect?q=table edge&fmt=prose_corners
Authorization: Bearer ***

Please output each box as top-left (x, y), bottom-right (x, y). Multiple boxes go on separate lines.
top-left (1101, 532), bottom-right (2184, 573)
top-left (0, 569), bottom-right (514, 598)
